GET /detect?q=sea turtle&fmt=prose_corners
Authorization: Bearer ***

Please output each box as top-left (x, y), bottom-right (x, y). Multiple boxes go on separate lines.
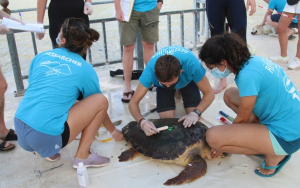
top-left (118, 118), bottom-right (231, 185)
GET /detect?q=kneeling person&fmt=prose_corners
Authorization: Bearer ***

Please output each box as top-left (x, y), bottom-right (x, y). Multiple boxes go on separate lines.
top-left (129, 45), bottom-right (215, 136)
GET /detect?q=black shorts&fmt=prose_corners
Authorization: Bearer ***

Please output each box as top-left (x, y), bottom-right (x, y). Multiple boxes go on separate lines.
top-left (156, 81), bottom-right (201, 113)
top-left (271, 14), bottom-right (298, 28)
top-left (61, 121), bottom-right (70, 148)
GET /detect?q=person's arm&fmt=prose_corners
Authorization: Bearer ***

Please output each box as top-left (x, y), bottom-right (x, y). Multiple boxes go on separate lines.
top-left (0, 10), bottom-right (10, 20)
top-left (114, 0), bottom-right (124, 21)
top-left (157, 1), bottom-right (163, 10)
top-left (37, 0), bottom-right (47, 24)
top-left (84, 0), bottom-right (93, 15)
top-left (129, 83), bottom-right (159, 136)
top-left (194, 75), bottom-right (215, 114)
top-left (246, 0), bottom-right (256, 16)
top-left (178, 76), bottom-right (215, 127)
top-left (260, 10), bottom-right (273, 26)
top-left (233, 96), bottom-right (256, 124)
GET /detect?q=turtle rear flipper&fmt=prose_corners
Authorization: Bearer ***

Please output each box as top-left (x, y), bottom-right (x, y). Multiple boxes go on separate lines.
top-left (164, 155), bottom-right (207, 185)
top-left (118, 148), bottom-right (140, 162)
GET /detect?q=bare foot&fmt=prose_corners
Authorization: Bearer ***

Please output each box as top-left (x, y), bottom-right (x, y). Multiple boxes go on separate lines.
top-left (213, 78), bottom-right (227, 94)
top-left (256, 155), bottom-right (286, 175)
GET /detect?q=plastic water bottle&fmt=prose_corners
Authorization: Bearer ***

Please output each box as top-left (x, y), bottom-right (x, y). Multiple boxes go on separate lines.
top-left (77, 162), bottom-right (89, 188)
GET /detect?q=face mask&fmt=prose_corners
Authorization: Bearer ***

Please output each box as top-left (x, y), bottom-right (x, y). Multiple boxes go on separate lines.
top-left (210, 66), bottom-right (231, 79)
top-left (159, 78), bottom-right (179, 90)
top-left (56, 35), bottom-right (60, 46)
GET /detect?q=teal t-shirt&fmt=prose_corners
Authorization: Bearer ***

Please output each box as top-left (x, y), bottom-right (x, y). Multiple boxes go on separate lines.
top-left (133, 0), bottom-right (157, 12)
top-left (15, 48), bottom-right (102, 136)
top-left (269, 0), bottom-right (298, 23)
top-left (235, 56), bottom-right (300, 141)
top-left (139, 45), bottom-right (206, 89)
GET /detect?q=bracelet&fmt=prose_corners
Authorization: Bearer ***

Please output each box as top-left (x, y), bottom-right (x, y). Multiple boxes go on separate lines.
top-left (138, 117), bottom-right (145, 125)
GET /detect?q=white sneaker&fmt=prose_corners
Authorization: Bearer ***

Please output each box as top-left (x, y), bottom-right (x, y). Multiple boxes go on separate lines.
top-left (269, 55), bottom-right (289, 63)
top-left (288, 57), bottom-right (300, 70)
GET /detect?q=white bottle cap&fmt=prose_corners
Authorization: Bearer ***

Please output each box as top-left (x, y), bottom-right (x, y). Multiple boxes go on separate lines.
top-left (78, 162), bottom-right (84, 167)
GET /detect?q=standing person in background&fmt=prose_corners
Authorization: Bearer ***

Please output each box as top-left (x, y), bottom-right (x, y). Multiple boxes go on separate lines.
top-left (0, 10), bottom-right (23, 151)
top-left (205, 0), bottom-right (256, 94)
top-left (35, 0), bottom-right (93, 59)
top-left (269, 1), bottom-right (300, 70)
top-left (114, 0), bottom-right (163, 103)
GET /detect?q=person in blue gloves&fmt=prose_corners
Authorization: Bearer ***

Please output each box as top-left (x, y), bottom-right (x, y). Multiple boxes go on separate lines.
top-left (199, 33), bottom-right (300, 177)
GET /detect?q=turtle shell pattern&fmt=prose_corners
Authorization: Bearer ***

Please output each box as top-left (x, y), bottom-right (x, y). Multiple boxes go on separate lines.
top-left (122, 118), bottom-right (208, 161)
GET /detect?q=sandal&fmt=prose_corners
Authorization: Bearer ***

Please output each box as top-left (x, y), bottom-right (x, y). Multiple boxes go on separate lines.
top-left (4, 129), bottom-right (17, 141)
top-left (121, 90), bottom-right (135, 103)
top-left (0, 140), bottom-right (15, 151)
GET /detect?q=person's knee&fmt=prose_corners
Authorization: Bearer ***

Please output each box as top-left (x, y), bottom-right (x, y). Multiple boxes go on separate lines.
top-left (266, 16), bottom-right (273, 25)
top-left (206, 127), bottom-right (220, 149)
top-left (94, 94), bottom-right (108, 111)
top-left (123, 44), bottom-right (135, 53)
top-left (223, 88), bottom-right (234, 107)
top-left (142, 42), bottom-right (154, 50)
top-left (277, 23), bottom-right (287, 33)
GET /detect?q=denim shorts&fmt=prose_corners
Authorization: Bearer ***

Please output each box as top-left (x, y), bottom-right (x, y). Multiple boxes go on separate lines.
top-left (156, 81), bottom-right (201, 113)
top-left (270, 14), bottom-right (298, 28)
top-left (14, 117), bottom-right (70, 158)
top-left (269, 130), bottom-right (300, 155)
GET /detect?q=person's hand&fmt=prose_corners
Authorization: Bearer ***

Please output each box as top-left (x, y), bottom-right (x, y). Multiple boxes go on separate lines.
top-left (35, 22), bottom-right (45, 40)
top-left (140, 119), bottom-right (159, 136)
top-left (178, 111), bottom-right (199, 128)
top-left (259, 22), bottom-right (265, 26)
top-left (211, 148), bottom-right (223, 159)
top-left (157, 2), bottom-right (163, 10)
top-left (115, 9), bottom-right (125, 21)
top-left (84, 2), bottom-right (93, 15)
top-left (0, 24), bottom-right (9, 35)
top-left (111, 128), bottom-right (124, 141)
top-left (247, 0), bottom-right (256, 16)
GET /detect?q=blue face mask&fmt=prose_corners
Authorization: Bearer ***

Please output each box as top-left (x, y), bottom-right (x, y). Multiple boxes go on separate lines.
top-left (210, 66), bottom-right (231, 79)
top-left (56, 35), bottom-right (60, 46)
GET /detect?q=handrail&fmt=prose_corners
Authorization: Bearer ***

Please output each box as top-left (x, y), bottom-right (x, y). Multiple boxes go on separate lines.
top-left (5, 2), bottom-right (208, 96)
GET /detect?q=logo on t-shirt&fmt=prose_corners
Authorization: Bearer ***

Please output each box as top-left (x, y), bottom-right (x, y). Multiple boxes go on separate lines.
top-left (40, 61), bottom-right (72, 77)
top-left (55, 144), bottom-right (60, 149)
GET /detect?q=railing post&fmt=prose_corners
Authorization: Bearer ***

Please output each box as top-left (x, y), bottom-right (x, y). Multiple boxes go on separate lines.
top-left (6, 31), bottom-right (25, 97)
top-left (194, 0), bottom-right (200, 44)
top-left (135, 28), bottom-right (144, 70)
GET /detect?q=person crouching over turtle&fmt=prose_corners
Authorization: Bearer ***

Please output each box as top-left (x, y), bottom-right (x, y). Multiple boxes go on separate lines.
top-left (14, 18), bottom-right (124, 168)
top-left (199, 33), bottom-right (300, 177)
top-left (129, 45), bottom-right (215, 136)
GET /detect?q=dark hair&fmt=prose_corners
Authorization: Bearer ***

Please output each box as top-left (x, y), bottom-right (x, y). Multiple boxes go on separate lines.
top-left (61, 18), bottom-right (100, 55)
top-left (154, 55), bottom-right (181, 82)
top-left (199, 33), bottom-right (251, 75)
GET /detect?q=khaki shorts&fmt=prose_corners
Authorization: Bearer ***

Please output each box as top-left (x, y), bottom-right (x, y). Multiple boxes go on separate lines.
top-left (119, 6), bottom-right (160, 45)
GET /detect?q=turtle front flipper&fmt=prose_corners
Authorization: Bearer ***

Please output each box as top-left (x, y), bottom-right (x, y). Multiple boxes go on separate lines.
top-left (164, 155), bottom-right (207, 185)
top-left (118, 148), bottom-right (140, 162)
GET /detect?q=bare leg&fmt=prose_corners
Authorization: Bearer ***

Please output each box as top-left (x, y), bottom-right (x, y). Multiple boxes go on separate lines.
top-left (295, 14), bottom-right (300, 59)
top-left (159, 110), bottom-right (176, 119)
top-left (266, 16), bottom-right (294, 38)
top-left (277, 13), bottom-right (295, 57)
top-left (122, 44), bottom-right (135, 101)
top-left (213, 78), bottom-right (227, 94)
top-left (206, 123), bottom-right (285, 175)
top-left (67, 93), bottom-right (109, 159)
top-left (142, 41), bottom-right (155, 65)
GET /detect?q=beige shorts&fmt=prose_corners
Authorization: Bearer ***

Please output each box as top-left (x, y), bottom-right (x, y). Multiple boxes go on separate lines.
top-left (119, 6), bottom-right (160, 46)
top-left (283, 2), bottom-right (300, 14)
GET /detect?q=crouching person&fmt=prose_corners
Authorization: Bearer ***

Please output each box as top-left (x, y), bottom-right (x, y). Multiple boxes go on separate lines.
top-left (14, 18), bottom-right (123, 168)
top-left (129, 45), bottom-right (215, 136)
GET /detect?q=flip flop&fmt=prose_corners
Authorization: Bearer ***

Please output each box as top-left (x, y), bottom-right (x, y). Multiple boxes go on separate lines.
top-left (4, 129), bottom-right (17, 141)
top-left (255, 155), bottom-right (291, 177)
top-left (0, 140), bottom-right (15, 151)
top-left (121, 90), bottom-right (135, 103)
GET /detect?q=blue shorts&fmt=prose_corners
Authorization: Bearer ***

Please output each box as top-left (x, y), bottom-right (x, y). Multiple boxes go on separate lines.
top-left (14, 117), bottom-right (70, 158)
top-left (270, 14), bottom-right (298, 28)
top-left (269, 129), bottom-right (300, 155)
top-left (156, 81), bottom-right (201, 113)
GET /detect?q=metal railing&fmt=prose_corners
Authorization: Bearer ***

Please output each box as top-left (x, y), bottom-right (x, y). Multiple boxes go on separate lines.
top-left (4, 1), bottom-right (209, 96)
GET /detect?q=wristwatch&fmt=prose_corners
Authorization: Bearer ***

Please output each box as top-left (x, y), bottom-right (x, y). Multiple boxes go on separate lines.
top-left (157, 0), bottom-right (163, 4)
top-left (193, 109), bottom-right (202, 117)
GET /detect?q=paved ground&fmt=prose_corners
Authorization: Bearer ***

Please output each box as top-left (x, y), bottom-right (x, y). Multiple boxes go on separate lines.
top-left (0, 33), bottom-right (300, 188)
